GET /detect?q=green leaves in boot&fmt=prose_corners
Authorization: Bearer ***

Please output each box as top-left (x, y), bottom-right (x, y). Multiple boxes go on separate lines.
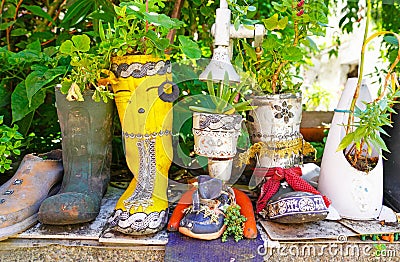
top-left (59, 34), bottom-right (114, 103)
top-left (222, 204), bottom-right (247, 242)
top-left (98, 1), bottom-right (201, 59)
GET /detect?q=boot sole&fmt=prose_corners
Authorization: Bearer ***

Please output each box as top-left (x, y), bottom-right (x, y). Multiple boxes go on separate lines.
top-left (178, 225), bottom-right (226, 240)
top-left (0, 213), bottom-right (38, 241)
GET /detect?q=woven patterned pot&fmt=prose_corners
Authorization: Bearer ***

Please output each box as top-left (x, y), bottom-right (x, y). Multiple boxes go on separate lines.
top-left (192, 112), bottom-right (242, 181)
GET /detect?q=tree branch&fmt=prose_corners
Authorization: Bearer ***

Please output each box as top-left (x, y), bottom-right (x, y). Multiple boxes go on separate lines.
top-left (6, 0), bottom-right (23, 51)
top-left (0, 0), bottom-right (6, 15)
top-left (167, 0), bottom-right (184, 44)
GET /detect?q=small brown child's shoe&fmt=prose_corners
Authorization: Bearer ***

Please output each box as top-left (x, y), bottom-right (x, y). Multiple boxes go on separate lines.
top-left (0, 150), bottom-right (63, 240)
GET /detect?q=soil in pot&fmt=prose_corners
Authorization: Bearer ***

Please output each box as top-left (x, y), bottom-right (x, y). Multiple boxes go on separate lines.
top-left (344, 152), bottom-right (378, 172)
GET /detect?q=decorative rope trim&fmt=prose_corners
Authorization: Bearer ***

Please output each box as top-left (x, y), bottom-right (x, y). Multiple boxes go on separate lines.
top-left (237, 139), bottom-right (316, 167)
top-left (192, 128), bottom-right (240, 138)
top-left (122, 130), bottom-right (172, 139)
top-left (111, 60), bottom-right (171, 78)
top-left (194, 145), bottom-right (237, 158)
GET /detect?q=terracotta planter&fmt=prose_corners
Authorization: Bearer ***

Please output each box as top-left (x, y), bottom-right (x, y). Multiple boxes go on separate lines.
top-left (247, 92), bottom-right (303, 168)
top-left (192, 112), bottom-right (242, 181)
top-left (300, 111), bottom-right (333, 142)
top-left (318, 78), bottom-right (383, 220)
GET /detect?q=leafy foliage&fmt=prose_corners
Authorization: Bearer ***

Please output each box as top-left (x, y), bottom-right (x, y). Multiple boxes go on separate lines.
top-left (0, 116), bottom-right (23, 173)
top-left (59, 34), bottom-right (114, 102)
top-left (302, 82), bottom-right (332, 111)
top-left (236, 0), bottom-right (328, 94)
top-left (0, 0), bottom-right (108, 155)
top-left (0, 41), bottom-right (66, 127)
top-left (337, 85), bottom-right (400, 170)
top-left (222, 204), bottom-right (247, 242)
top-left (98, 1), bottom-right (200, 59)
top-left (333, 0), bottom-right (400, 72)
top-left (189, 74), bottom-right (253, 115)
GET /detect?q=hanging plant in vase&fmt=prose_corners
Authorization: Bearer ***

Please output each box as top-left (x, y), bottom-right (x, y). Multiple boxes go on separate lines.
top-left (38, 34), bottom-right (115, 225)
top-left (318, 0), bottom-right (400, 220)
top-left (236, 0), bottom-right (331, 223)
top-left (97, 0), bottom-right (201, 235)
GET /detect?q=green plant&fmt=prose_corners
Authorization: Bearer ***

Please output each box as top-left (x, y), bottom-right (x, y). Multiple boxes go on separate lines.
top-left (0, 116), bottom-right (23, 173)
top-left (222, 204), bottom-right (247, 242)
top-left (189, 75), bottom-right (253, 114)
top-left (337, 0), bottom-right (400, 171)
top-left (98, 0), bottom-right (201, 60)
top-left (236, 0), bottom-right (328, 94)
top-left (0, 41), bottom-right (67, 133)
top-left (59, 34), bottom-right (114, 102)
top-left (1, 0), bottom-right (115, 155)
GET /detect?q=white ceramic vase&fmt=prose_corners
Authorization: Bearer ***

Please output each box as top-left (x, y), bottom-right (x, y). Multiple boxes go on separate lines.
top-left (318, 78), bottom-right (383, 220)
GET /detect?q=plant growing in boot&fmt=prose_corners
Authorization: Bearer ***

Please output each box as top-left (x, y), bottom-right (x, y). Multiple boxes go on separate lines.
top-left (98, 1), bottom-right (201, 60)
top-left (100, 0), bottom-right (199, 235)
top-left (236, 0), bottom-right (328, 95)
top-left (58, 34), bottom-right (115, 102)
top-left (189, 75), bottom-right (254, 115)
top-left (38, 34), bottom-right (115, 225)
top-left (236, 1), bottom-right (331, 218)
top-left (222, 204), bottom-right (247, 242)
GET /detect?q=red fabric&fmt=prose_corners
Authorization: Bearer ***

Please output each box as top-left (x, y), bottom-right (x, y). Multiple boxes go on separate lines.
top-left (256, 167), bottom-right (331, 213)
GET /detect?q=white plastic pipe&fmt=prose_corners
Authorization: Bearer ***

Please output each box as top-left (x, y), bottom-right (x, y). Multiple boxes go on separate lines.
top-left (220, 0), bottom-right (228, 9)
top-left (214, 8), bottom-right (231, 46)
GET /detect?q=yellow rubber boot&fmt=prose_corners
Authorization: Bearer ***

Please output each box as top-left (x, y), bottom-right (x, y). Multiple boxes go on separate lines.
top-left (108, 55), bottom-right (177, 235)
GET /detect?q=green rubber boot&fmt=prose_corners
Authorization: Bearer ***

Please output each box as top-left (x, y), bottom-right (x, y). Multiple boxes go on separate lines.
top-left (38, 89), bottom-right (114, 225)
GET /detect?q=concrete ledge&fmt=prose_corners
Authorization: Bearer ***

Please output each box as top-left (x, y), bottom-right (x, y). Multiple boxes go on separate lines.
top-left (1, 237), bottom-right (399, 261)
top-left (0, 241), bottom-right (165, 261)
top-left (1, 186), bottom-right (399, 261)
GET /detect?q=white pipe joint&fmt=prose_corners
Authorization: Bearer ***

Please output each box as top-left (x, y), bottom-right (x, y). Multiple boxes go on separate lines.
top-left (254, 24), bottom-right (266, 47)
top-left (214, 8), bottom-right (231, 46)
top-left (211, 23), bottom-right (266, 47)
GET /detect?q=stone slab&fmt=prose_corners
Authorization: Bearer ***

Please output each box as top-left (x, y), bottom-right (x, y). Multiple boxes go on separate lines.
top-left (260, 220), bottom-right (357, 241)
top-left (339, 219), bottom-right (400, 235)
top-left (99, 229), bottom-right (168, 245)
